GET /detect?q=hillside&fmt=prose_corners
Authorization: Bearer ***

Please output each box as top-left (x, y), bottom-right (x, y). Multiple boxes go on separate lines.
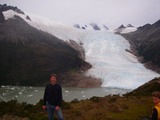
top-left (125, 77), bottom-right (160, 96)
top-left (0, 14), bottom-right (86, 86)
top-left (121, 20), bottom-right (160, 73)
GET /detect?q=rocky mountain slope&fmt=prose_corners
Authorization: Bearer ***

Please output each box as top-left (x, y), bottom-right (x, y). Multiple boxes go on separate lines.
top-left (0, 4), bottom-right (24, 14)
top-left (121, 20), bottom-right (160, 73)
top-left (115, 24), bottom-right (137, 33)
top-left (125, 77), bottom-right (160, 96)
top-left (0, 5), bottom-right (89, 86)
top-left (73, 23), bottom-right (109, 31)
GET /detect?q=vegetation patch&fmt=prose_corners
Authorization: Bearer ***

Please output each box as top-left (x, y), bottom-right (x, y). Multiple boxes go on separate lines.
top-left (0, 95), bottom-right (155, 120)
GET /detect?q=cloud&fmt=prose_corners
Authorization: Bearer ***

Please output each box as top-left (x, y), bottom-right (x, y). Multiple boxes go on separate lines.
top-left (1, 0), bottom-right (160, 29)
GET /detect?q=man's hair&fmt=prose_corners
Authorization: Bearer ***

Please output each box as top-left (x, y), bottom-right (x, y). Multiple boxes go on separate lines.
top-left (51, 73), bottom-right (56, 77)
top-left (152, 91), bottom-right (160, 99)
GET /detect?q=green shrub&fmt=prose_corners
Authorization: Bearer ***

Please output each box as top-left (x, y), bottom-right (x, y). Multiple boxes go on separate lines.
top-left (90, 96), bottom-right (100, 103)
top-left (72, 110), bottom-right (81, 116)
top-left (71, 98), bottom-right (79, 103)
top-left (108, 97), bottom-right (117, 103)
top-left (61, 100), bottom-right (71, 110)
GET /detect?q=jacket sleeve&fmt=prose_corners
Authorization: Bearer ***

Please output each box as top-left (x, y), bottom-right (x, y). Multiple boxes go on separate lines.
top-left (150, 107), bottom-right (158, 120)
top-left (56, 85), bottom-right (63, 106)
top-left (43, 85), bottom-right (48, 105)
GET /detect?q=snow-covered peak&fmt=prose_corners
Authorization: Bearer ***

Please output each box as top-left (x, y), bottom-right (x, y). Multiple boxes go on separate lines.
top-left (0, 4), bottom-right (24, 15)
top-left (121, 27), bottom-right (137, 33)
top-left (3, 10), bottom-right (86, 43)
top-left (73, 23), bottom-right (109, 31)
top-left (3, 10), bottom-right (27, 21)
top-left (115, 24), bottom-right (137, 33)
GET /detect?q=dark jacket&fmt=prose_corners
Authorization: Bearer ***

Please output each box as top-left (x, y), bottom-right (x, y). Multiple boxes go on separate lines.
top-left (150, 108), bottom-right (158, 120)
top-left (43, 83), bottom-right (63, 106)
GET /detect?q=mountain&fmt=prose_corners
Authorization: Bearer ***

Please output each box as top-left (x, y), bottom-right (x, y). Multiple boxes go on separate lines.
top-left (0, 4), bottom-right (24, 14)
top-left (1, 4), bottom-right (159, 88)
top-left (121, 20), bottom-right (160, 73)
top-left (73, 23), bottom-right (109, 31)
top-left (0, 4), bottom-right (89, 86)
top-left (115, 24), bottom-right (137, 33)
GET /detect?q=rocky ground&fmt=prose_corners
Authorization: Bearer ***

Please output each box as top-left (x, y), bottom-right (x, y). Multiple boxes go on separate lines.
top-left (58, 70), bottom-right (102, 88)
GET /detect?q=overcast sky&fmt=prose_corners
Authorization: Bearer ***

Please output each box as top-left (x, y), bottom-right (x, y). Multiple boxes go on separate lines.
top-left (1, 0), bottom-right (160, 29)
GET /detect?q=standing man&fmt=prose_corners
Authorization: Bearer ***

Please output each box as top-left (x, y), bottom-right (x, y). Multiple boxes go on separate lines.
top-left (42, 73), bottom-right (64, 120)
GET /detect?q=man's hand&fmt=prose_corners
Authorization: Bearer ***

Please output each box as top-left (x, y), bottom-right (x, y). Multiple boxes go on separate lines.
top-left (42, 105), bottom-right (47, 111)
top-left (55, 106), bottom-right (60, 111)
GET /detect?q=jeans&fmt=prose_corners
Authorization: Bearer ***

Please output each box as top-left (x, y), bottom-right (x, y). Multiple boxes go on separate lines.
top-left (46, 102), bottom-right (64, 120)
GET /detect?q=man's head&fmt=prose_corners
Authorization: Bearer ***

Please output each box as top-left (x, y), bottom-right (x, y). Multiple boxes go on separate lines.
top-left (50, 73), bottom-right (57, 85)
top-left (152, 91), bottom-right (160, 105)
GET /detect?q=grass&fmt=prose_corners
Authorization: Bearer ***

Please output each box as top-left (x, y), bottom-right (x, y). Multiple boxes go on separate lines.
top-left (0, 95), bottom-right (155, 120)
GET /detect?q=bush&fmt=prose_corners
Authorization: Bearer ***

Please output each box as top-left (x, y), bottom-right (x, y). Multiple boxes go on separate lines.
top-left (90, 96), bottom-right (100, 103)
top-left (61, 100), bottom-right (72, 110)
top-left (108, 97), bottom-right (117, 103)
top-left (71, 98), bottom-right (79, 103)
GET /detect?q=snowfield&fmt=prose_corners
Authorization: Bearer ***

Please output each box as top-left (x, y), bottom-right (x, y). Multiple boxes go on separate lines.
top-left (3, 10), bottom-right (160, 89)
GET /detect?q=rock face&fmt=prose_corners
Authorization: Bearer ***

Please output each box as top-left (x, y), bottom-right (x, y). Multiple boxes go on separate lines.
top-left (90, 23), bottom-right (101, 30)
top-left (115, 24), bottom-right (137, 33)
top-left (0, 15), bottom-right (86, 86)
top-left (67, 40), bottom-right (85, 60)
top-left (0, 4), bottom-right (24, 14)
top-left (73, 24), bottom-right (80, 29)
top-left (121, 20), bottom-right (160, 73)
top-left (117, 24), bottom-right (126, 29)
top-left (0, 11), bottom-right (4, 23)
top-left (0, 4), bottom-right (30, 23)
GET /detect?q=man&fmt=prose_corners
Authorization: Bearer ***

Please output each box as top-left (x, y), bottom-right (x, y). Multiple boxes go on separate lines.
top-left (42, 73), bottom-right (64, 120)
top-left (150, 91), bottom-right (160, 120)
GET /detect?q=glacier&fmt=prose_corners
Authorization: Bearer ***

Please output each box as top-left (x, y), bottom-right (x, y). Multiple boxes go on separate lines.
top-left (3, 10), bottom-right (160, 89)
top-left (81, 31), bottom-right (160, 89)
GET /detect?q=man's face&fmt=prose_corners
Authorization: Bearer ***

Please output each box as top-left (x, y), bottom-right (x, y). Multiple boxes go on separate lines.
top-left (50, 76), bottom-right (57, 85)
top-left (153, 96), bottom-right (160, 105)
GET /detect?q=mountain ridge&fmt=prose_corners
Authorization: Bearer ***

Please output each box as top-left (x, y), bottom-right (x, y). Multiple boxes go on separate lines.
top-left (0, 8), bottom-right (89, 86)
top-left (73, 23), bottom-right (109, 31)
top-left (121, 19), bottom-right (160, 73)
top-left (115, 24), bottom-right (137, 33)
